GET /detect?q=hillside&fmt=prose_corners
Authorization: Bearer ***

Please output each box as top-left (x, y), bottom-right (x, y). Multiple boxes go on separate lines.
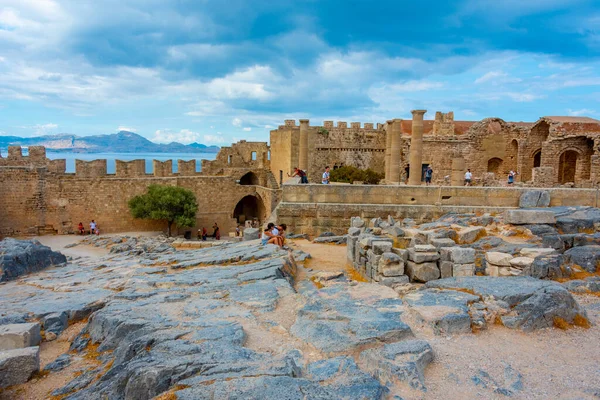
top-left (0, 131), bottom-right (220, 153)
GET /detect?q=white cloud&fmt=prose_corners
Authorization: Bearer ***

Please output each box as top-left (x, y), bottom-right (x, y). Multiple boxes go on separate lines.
top-left (243, 127), bottom-right (252, 131)
top-left (474, 71), bottom-right (522, 85)
top-left (568, 108), bottom-right (597, 116)
top-left (117, 126), bottom-right (137, 132)
top-left (387, 80), bottom-right (444, 92)
top-left (232, 117), bottom-right (242, 127)
top-left (33, 123), bottom-right (57, 135)
top-left (152, 128), bottom-right (227, 145)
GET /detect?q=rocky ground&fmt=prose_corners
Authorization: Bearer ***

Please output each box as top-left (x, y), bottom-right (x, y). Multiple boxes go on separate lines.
top-left (0, 230), bottom-right (599, 399)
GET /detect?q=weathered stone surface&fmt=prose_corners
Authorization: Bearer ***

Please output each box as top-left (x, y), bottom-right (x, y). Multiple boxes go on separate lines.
top-left (381, 263), bottom-right (405, 277)
top-left (427, 277), bottom-right (588, 331)
top-left (414, 244), bottom-right (437, 252)
top-left (348, 227), bottom-right (362, 237)
top-left (429, 238), bottom-right (456, 249)
top-left (385, 226), bottom-right (405, 238)
top-left (379, 252), bottom-right (401, 266)
top-left (42, 311), bottom-right (69, 335)
top-left (44, 354), bottom-right (71, 372)
top-left (313, 235), bottom-right (347, 244)
top-left (406, 261), bottom-right (440, 282)
top-left (522, 255), bottom-right (564, 279)
top-left (408, 248), bottom-right (440, 263)
top-left (391, 248), bottom-right (408, 262)
top-left (439, 261), bottom-right (453, 278)
top-left (564, 245), bottom-right (600, 273)
top-left (379, 275), bottom-right (410, 287)
top-left (563, 277), bottom-right (600, 294)
top-left (485, 252), bottom-right (513, 267)
top-left (0, 346), bottom-right (39, 388)
top-left (456, 226), bottom-right (486, 244)
top-left (372, 241), bottom-right (393, 255)
top-left (0, 323), bottom-right (41, 351)
top-left (520, 248), bottom-right (557, 258)
top-left (360, 340), bottom-right (434, 391)
top-left (504, 210), bottom-right (556, 225)
top-left (519, 190), bottom-right (551, 208)
top-left (351, 217), bottom-right (365, 228)
top-left (0, 238), bottom-right (67, 282)
top-left (291, 284), bottom-right (412, 352)
top-left (453, 263), bottom-right (475, 277)
top-left (441, 247), bottom-right (476, 264)
top-left (487, 265), bottom-right (512, 277)
top-left (404, 289), bottom-right (478, 335)
top-left (313, 271), bottom-right (344, 282)
top-left (509, 257), bottom-right (535, 268)
top-left (243, 228), bottom-right (260, 241)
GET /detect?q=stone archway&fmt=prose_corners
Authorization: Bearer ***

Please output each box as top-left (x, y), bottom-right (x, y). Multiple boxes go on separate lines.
top-left (558, 150), bottom-right (579, 184)
top-left (233, 195), bottom-right (266, 225)
top-left (487, 157), bottom-right (504, 174)
top-left (239, 171), bottom-right (259, 185)
top-left (533, 149), bottom-right (542, 168)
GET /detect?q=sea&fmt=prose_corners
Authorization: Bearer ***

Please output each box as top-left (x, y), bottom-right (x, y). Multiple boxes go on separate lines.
top-left (12, 150), bottom-right (218, 174)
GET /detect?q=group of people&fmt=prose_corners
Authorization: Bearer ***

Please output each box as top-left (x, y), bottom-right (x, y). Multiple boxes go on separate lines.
top-left (77, 220), bottom-right (100, 235)
top-left (261, 222), bottom-right (288, 248)
top-left (289, 166), bottom-right (331, 184)
top-left (198, 223), bottom-right (220, 241)
top-left (425, 167), bottom-right (517, 187)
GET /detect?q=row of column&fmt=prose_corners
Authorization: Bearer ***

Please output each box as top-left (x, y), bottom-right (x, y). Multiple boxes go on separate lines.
top-left (384, 110), bottom-right (426, 184)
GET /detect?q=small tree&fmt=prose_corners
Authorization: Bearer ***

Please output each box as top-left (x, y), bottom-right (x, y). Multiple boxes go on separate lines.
top-left (330, 166), bottom-right (384, 185)
top-left (128, 184), bottom-right (198, 236)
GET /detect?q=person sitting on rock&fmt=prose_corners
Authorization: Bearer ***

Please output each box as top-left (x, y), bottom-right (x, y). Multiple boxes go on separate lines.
top-left (277, 223), bottom-right (288, 249)
top-left (261, 223), bottom-right (282, 247)
top-left (90, 220), bottom-right (97, 235)
top-left (78, 222), bottom-right (85, 235)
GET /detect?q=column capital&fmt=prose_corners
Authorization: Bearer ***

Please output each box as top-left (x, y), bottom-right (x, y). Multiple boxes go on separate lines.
top-left (411, 109), bottom-right (427, 116)
top-left (299, 119), bottom-right (310, 125)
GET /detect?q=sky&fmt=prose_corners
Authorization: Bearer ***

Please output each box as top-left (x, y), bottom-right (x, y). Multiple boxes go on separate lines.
top-left (0, 0), bottom-right (600, 145)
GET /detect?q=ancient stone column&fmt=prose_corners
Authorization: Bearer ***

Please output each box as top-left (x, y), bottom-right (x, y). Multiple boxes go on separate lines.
top-left (408, 110), bottom-right (427, 185)
top-left (299, 119), bottom-right (309, 172)
top-left (451, 155), bottom-right (465, 186)
top-left (389, 119), bottom-right (403, 183)
top-left (385, 120), bottom-right (393, 182)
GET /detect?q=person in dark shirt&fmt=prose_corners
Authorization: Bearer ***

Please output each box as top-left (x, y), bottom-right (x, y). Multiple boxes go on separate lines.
top-left (289, 167), bottom-right (308, 184)
top-left (425, 166), bottom-right (433, 186)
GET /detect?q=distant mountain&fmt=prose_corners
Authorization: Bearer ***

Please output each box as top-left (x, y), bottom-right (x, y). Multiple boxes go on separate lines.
top-left (0, 131), bottom-right (221, 154)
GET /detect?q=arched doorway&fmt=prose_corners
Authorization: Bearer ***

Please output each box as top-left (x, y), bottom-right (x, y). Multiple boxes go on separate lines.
top-left (487, 158), bottom-right (503, 174)
top-left (533, 149), bottom-right (542, 168)
top-left (239, 172), bottom-right (259, 185)
top-left (233, 195), bottom-right (266, 225)
top-left (559, 150), bottom-right (579, 184)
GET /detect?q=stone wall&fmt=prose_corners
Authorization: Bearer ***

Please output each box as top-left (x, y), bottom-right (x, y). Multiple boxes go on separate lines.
top-left (276, 184), bottom-right (600, 236)
top-left (0, 146), bottom-right (280, 237)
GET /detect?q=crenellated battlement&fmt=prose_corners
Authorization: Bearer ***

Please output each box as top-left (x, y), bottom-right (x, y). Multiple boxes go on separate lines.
top-left (115, 159), bottom-right (146, 177)
top-left (153, 160), bottom-right (173, 177)
top-left (276, 120), bottom-right (382, 132)
top-left (75, 159), bottom-right (107, 178)
top-left (0, 145), bottom-right (50, 167)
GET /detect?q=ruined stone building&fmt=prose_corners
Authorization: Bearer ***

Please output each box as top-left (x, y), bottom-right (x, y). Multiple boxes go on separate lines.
top-left (270, 113), bottom-right (600, 188)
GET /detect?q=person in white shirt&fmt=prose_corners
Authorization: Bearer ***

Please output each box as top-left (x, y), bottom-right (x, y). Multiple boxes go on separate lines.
top-left (90, 220), bottom-right (97, 234)
top-left (322, 166), bottom-right (330, 184)
top-left (464, 169), bottom-right (473, 186)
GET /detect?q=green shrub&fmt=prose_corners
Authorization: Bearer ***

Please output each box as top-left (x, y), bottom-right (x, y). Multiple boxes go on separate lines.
top-left (329, 166), bottom-right (384, 185)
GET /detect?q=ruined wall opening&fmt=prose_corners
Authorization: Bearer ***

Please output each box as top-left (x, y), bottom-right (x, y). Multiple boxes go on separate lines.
top-left (487, 158), bottom-right (503, 174)
top-left (533, 149), bottom-right (542, 168)
top-left (239, 171), bottom-right (259, 185)
top-left (531, 121), bottom-right (550, 142)
top-left (233, 195), bottom-right (266, 225)
top-left (558, 150), bottom-right (579, 184)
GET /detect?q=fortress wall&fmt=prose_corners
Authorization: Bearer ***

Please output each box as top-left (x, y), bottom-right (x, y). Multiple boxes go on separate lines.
top-left (270, 126), bottom-right (299, 184)
top-left (75, 160), bottom-right (107, 177)
top-left (0, 166), bottom-right (279, 236)
top-left (115, 159), bottom-right (146, 177)
top-left (276, 184), bottom-right (599, 235)
top-left (153, 160), bottom-right (173, 177)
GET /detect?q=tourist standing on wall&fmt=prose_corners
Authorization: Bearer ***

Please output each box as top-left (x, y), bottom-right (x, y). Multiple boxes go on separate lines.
top-left (90, 220), bottom-right (97, 235)
top-left (508, 170), bottom-right (515, 185)
top-left (425, 166), bottom-right (433, 186)
top-left (322, 166), bottom-right (330, 184)
top-left (464, 169), bottom-right (473, 186)
top-left (289, 167), bottom-right (308, 184)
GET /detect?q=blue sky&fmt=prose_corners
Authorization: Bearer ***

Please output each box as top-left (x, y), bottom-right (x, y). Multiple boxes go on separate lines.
top-left (0, 0), bottom-right (599, 145)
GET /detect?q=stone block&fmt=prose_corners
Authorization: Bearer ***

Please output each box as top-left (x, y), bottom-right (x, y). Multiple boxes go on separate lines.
top-left (429, 238), bottom-right (456, 250)
top-left (486, 265), bottom-right (513, 277)
top-left (347, 227), bottom-right (362, 237)
top-left (414, 244), bottom-right (436, 252)
top-left (406, 261), bottom-right (440, 282)
top-left (391, 247), bottom-right (408, 262)
top-left (379, 275), bottom-right (410, 287)
top-left (42, 312), bottom-right (68, 335)
top-left (372, 241), bottom-right (393, 255)
top-left (519, 248), bottom-right (557, 258)
top-left (379, 252), bottom-right (401, 265)
top-left (0, 323), bottom-right (41, 351)
top-left (456, 226), bottom-right (486, 244)
top-left (504, 210), bottom-right (556, 225)
top-left (347, 236), bottom-right (357, 263)
top-left (453, 263), bottom-right (475, 277)
top-left (381, 263), bottom-right (405, 277)
top-left (519, 190), bottom-right (551, 208)
top-left (509, 257), bottom-right (535, 269)
top-left (351, 217), bottom-right (365, 228)
top-left (0, 346), bottom-right (40, 388)
top-left (485, 251), bottom-right (513, 267)
top-left (439, 261), bottom-right (453, 278)
top-left (408, 248), bottom-right (440, 263)
top-left (385, 226), bottom-right (405, 238)
top-left (441, 247), bottom-right (476, 264)
top-left (243, 228), bottom-right (260, 241)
